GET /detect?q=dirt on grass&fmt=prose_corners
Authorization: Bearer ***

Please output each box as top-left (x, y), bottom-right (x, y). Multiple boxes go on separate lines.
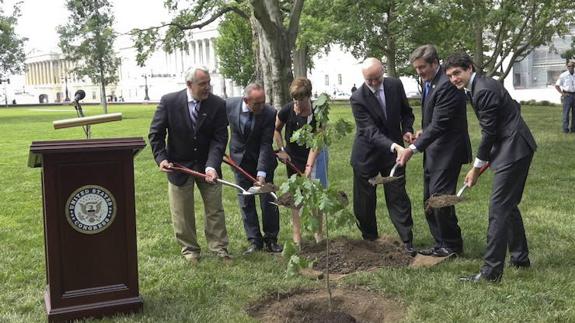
top-left (247, 288), bottom-right (405, 323)
top-left (299, 236), bottom-right (413, 275)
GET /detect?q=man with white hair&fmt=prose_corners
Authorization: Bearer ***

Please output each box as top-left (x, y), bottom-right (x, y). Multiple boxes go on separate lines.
top-left (349, 57), bottom-right (416, 256)
top-left (148, 66), bottom-right (231, 264)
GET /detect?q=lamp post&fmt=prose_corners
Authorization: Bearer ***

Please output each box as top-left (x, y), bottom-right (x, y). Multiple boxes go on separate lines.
top-left (0, 78), bottom-right (9, 107)
top-left (63, 75), bottom-right (70, 102)
top-left (143, 74), bottom-right (150, 101)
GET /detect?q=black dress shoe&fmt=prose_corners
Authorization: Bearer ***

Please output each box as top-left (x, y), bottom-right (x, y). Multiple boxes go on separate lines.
top-left (509, 259), bottom-right (531, 269)
top-left (459, 272), bottom-right (501, 283)
top-left (243, 244), bottom-right (262, 255)
top-left (418, 246), bottom-right (438, 256)
top-left (404, 242), bottom-right (417, 257)
top-left (264, 241), bottom-right (283, 253)
top-left (433, 247), bottom-right (460, 257)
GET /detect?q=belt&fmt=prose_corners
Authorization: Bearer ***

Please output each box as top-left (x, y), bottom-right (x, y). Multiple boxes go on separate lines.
top-left (564, 91), bottom-right (575, 94)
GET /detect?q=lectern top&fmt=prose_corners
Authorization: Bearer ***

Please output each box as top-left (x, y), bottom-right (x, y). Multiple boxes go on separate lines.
top-left (28, 137), bottom-right (146, 168)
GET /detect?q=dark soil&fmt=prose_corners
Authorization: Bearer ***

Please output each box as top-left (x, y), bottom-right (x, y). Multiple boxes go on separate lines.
top-left (299, 236), bottom-right (413, 274)
top-left (247, 288), bottom-right (405, 323)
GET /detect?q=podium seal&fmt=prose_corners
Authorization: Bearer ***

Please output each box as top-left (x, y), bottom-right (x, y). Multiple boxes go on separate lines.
top-left (66, 185), bottom-right (117, 234)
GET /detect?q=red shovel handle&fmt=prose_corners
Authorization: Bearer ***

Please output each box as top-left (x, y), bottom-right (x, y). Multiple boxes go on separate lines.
top-left (170, 163), bottom-right (208, 179)
top-left (275, 151), bottom-right (304, 176)
top-left (223, 155), bottom-right (259, 183)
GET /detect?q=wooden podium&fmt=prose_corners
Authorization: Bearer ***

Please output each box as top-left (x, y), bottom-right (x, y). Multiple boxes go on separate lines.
top-left (28, 138), bottom-right (146, 322)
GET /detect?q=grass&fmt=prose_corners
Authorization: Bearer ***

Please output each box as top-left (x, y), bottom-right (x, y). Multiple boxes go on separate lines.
top-left (0, 102), bottom-right (574, 322)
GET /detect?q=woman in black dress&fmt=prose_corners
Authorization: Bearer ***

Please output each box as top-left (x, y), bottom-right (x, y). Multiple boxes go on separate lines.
top-left (274, 77), bottom-right (328, 246)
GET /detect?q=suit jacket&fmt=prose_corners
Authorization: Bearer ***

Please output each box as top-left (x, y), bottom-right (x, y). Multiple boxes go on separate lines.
top-left (414, 67), bottom-right (472, 171)
top-left (148, 89), bottom-right (228, 186)
top-left (350, 77), bottom-right (415, 176)
top-left (470, 75), bottom-right (537, 170)
top-left (226, 97), bottom-right (277, 174)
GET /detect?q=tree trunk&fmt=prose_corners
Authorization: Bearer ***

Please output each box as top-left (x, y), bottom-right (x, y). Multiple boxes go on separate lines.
top-left (99, 64), bottom-right (108, 114)
top-left (293, 47), bottom-right (307, 78)
top-left (385, 2), bottom-right (397, 78)
top-left (474, 28), bottom-right (484, 73)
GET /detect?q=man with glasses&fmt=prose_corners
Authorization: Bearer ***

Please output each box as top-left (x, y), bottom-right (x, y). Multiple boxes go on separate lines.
top-left (349, 57), bottom-right (417, 256)
top-left (148, 66), bottom-right (231, 265)
top-left (226, 83), bottom-right (282, 255)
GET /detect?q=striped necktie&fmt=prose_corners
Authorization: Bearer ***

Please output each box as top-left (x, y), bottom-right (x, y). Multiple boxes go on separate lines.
top-left (189, 100), bottom-right (199, 130)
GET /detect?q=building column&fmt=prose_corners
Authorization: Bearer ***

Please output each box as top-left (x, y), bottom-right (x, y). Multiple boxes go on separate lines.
top-left (210, 38), bottom-right (218, 72)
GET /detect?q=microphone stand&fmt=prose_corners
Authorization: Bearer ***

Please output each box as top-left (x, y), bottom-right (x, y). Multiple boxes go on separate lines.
top-left (74, 100), bottom-right (91, 139)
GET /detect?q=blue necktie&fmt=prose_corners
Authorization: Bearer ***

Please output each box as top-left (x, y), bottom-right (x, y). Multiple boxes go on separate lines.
top-left (243, 111), bottom-right (253, 136)
top-left (189, 100), bottom-right (199, 130)
top-left (375, 88), bottom-right (387, 119)
top-left (423, 81), bottom-right (432, 101)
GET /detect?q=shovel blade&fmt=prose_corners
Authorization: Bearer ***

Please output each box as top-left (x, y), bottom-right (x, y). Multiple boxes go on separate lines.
top-left (368, 175), bottom-right (403, 186)
top-left (426, 194), bottom-right (464, 209)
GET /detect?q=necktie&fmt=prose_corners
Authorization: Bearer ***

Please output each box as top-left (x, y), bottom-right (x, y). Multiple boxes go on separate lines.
top-left (465, 90), bottom-right (473, 105)
top-left (423, 81), bottom-right (431, 101)
top-left (375, 88), bottom-right (387, 119)
top-left (189, 100), bottom-right (199, 130)
top-left (243, 111), bottom-right (253, 136)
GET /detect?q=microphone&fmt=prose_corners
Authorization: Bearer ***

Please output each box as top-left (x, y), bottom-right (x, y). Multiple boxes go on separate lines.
top-left (73, 90), bottom-right (86, 102)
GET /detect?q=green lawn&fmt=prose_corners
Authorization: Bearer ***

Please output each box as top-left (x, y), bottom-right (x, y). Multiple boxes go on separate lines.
top-left (1, 102), bottom-right (574, 322)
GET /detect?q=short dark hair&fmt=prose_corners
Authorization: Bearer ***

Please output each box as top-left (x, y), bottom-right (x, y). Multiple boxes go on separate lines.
top-left (444, 52), bottom-right (476, 72)
top-left (409, 44), bottom-right (439, 65)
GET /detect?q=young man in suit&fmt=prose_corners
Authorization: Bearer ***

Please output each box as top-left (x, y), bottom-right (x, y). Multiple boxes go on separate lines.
top-left (397, 44), bottom-right (472, 257)
top-left (349, 57), bottom-right (416, 256)
top-left (148, 66), bottom-right (230, 264)
top-left (226, 84), bottom-right (282, 255)
top-left (445, 52), bottom-right (536, 282)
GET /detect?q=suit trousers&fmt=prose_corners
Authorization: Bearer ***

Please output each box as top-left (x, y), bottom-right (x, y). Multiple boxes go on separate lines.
top-left (235, 167), bottom-right (280, 247)
top-left (562, 94), bottom-right (575, 132)
top-left (481, 154), bottom-right (532, 277)
top-left (353, 165), bottom-right (413, 243)
top-left (168, 176), bottom-right (229, 257)
top-left (423, 165), bottom-right (464, 251)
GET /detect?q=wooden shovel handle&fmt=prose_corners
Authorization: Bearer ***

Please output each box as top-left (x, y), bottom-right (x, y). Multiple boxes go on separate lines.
top-left (274, 151), bottom-right (304, 176)
top-left (223, 155), bottom-right (259, 183)
top-left (170, 163), bottom-right (208, 179)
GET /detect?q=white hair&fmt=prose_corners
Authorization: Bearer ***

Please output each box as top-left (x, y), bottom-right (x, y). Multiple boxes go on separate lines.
top-left (243, 83), bottom-right (264, 97)
top-left (184, 66), bottom-right (210, 83)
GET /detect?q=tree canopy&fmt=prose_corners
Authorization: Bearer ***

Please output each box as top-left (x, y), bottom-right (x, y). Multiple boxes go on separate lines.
top-left (58, 0), bottom-right (120, 113)
top-left (0, 1), bottom-right (26, 77)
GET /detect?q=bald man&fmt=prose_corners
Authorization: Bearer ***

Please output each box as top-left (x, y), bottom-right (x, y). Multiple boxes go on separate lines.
top-left (349, 58), bottom-right (416, 255)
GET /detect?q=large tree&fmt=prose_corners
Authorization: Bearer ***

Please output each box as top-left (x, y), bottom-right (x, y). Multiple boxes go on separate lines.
top-left (58, 0), bottom-right (120, 113)
top-left (131, 0), bottom-right (304, 108)
top-left (0, 1), bottom-right (26, 77)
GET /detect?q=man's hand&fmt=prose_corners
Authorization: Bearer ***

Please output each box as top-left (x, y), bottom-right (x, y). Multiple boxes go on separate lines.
top-left (276, 150), bottom-right (291, 162)
top-left (403, 132), bottom-right (415, 144)
top-left (205, 168), bottom-right (218, 184)
top-left (256, 176), bottom-right (266, 186)
top-left (396, 146), bottom-right (413, 167)
top-left (414, 130), bottom-right (423, 140)
top-left (464, 167), bottom-right (481, 188)
top-left (159, 160), bottom-right (173, 173)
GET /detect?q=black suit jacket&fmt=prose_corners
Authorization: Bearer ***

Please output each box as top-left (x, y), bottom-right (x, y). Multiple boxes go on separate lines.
top-left (350, 77), bottom-right (415, 176)
top-left (414, 67), bottom-right (472, 171)
top-left (470, 75), bottom-right (537, 170)
top-left (226, 97), bottom-right (277, 174)
top-left (148, 89), bottom-right (228, 185)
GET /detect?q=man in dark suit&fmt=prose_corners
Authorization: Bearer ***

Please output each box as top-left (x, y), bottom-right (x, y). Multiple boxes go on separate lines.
top-left (397, 44), bottom-right (472, 257)
top-left (445, 52), bottom-right (536, 282)
top-left (148, 66), bottom-right (230, 264)
top-left (226, 83), bottom-right (282, 255)
top-left (350, 57), bottom-right (416, 256)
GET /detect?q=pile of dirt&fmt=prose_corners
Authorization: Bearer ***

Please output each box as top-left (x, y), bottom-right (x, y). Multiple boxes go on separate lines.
top-left (299, 236), bottom-right (413, 274)
top-left (247, 288), bottom-right (405, 323)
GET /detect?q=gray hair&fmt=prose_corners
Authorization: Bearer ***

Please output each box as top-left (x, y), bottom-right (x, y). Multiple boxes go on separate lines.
top-left (243, 83), bottom-right (264, 97)
top-left (184, 66), bottom-right (210, 83)
top-left (410, 44), bottom-right (439, 65)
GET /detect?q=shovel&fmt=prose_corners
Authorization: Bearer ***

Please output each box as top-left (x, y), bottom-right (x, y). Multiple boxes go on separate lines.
top-left (222, 155), bottom-right (278, 199)
top-left (368, 163), bottom-right (403, 185)
top-left (275, 151), bottom-right (304, 176)
top-left (170, 163), bottom-right (269, 196)
top-left (426, 163), bottom-right (490, 209)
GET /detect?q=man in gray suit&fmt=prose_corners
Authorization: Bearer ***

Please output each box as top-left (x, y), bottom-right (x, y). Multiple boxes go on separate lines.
top-left (226, 84), bottom-right (282, 255)
top-left (397, 45), bottom-right (472, 257)
top-left (148, 66), bottom-right (230, 264)
top-left (445, 52), bottom-right (537, 282)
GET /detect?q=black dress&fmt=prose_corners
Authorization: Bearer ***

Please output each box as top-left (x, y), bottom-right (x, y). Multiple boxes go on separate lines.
top-left (277, 101), bottom-right (317, 176)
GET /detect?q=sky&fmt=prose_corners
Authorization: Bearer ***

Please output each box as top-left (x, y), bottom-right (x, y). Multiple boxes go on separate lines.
top-left (9, 0), bottom-right (169, 54)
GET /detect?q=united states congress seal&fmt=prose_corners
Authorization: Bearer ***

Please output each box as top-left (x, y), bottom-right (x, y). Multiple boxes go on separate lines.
top-left (66, 185), bottom-right (116, 234)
